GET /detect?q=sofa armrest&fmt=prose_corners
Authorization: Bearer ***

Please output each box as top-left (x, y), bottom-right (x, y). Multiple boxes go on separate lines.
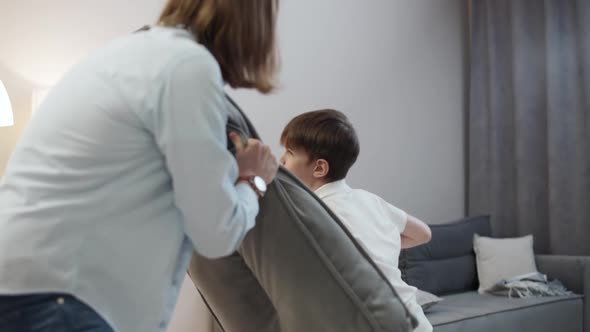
top-left (536, 255), bottom-right (589, 294)
top-left (536, 255), bottom-right (590, 332)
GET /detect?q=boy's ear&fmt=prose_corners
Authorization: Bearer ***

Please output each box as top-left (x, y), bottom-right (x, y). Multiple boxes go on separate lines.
top-left (312, 159), bottom-right (330, 179)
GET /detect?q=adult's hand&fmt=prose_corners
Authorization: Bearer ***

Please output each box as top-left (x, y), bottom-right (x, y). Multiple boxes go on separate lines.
top-left (230, 132), bottom-right (278, 184)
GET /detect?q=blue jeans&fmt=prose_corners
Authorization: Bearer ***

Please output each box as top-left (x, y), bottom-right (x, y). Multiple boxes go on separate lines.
top-left (0, 293), bottom-right (114, 332)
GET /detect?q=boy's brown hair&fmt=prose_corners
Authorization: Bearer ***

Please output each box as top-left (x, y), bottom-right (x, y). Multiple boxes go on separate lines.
top-left (159, 0), bottom-right (279, 93)
top-left (280, 109), bottom-right (360, 181)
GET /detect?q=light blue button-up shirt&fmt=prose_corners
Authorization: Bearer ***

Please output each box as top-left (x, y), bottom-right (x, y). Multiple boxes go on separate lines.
top-left (0, 26), bottom-right (259, 332)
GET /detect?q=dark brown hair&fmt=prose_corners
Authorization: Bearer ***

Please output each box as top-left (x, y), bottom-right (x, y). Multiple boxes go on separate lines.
top-left (280, 109), bottom-right (360, 181)
top-left (159, 0), bottom-right (279, 93)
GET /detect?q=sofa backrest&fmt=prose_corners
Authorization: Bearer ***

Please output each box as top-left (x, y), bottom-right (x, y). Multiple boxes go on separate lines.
top-left (189, 95), bottom-right (417, 332)
top-left (399, 215), bottom-right (492, 296)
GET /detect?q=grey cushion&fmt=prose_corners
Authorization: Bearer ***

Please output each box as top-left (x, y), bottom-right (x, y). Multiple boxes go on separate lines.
top-left (400, 216), bottom-right (492, 295)
top-left (428, 291), bottom-right (583, 332)
top-left (188, 96), bottom-right (416, 332)
top-left (416, 289), bottom-right (443, 312)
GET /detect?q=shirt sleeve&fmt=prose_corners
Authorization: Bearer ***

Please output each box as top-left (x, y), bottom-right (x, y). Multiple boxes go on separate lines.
top-left (382, 199), bottom-right (408, 233)
top-left (146, 53), bottom-right (259, 258)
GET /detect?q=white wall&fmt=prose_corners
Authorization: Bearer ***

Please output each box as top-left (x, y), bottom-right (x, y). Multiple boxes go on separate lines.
top-left (1, 0), bottom-right (466, 218)
top-left (231, 0), bottom-right (467, 223)
top-left (0, 0), bottom-right (466, 330)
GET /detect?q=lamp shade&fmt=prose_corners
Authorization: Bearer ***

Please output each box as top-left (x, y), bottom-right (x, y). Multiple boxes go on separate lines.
top-left (0, 80), bottom-right (14, 127)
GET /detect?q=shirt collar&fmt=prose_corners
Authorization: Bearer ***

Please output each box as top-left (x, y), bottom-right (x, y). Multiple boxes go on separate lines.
top-left (314, 179), bottom-right (351, 199)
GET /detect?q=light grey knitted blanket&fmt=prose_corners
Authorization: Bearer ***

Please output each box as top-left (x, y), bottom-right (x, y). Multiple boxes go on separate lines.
top-left (487, 272), bottom-right (573, 298)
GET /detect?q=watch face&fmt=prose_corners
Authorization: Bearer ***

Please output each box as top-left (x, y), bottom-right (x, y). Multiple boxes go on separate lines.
top-left (253, 176), bottom-right (267, 192)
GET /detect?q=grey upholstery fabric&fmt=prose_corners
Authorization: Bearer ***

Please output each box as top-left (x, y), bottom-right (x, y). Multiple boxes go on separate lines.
top-left (188, 253), bottom-right (279, 332)
top-left (415, 289), bottom-right (443, 312)
top-left (429, 292), bottom-right (583, 332)
top-left (536, 255), bottom-right (590, 332)
top-left (400, 216), bottom-right (492, 295)
top-left (188, 96), bottom-right (416, 332)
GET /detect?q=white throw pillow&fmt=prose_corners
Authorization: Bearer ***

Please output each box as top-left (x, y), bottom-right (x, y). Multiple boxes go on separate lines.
top-left (473, 234), bottom-right (538, 293)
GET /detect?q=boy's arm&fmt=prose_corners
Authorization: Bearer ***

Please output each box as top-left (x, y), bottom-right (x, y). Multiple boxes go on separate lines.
top-left (400, 214), bottom-right (432, 249)
top-left (383, 200), bottom-right (432, 249)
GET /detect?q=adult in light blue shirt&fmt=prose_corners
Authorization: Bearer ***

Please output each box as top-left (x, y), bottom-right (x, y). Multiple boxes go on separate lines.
top-left (0, 1), bottom-right (280, 331)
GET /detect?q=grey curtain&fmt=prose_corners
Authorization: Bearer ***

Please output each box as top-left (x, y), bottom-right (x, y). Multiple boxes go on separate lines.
top-left (469, 0), bottom-right (590, 255)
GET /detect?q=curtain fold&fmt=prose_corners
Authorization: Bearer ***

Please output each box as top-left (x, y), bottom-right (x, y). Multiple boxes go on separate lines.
top-left (469, 0), bottom-right (590, 255)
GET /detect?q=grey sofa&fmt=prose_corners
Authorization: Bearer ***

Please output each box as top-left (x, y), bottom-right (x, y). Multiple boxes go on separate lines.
top-left (400, 216), bottom-right (589, 332)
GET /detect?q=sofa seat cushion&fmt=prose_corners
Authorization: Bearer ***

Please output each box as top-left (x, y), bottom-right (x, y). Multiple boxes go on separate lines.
top-left (428, 291), bottom-right (583, 332)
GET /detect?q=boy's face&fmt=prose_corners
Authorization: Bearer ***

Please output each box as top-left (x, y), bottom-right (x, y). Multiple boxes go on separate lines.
top-left (280, 147), bottom-right (317, 188)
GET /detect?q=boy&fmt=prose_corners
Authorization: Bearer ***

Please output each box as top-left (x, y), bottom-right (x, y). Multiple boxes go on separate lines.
top-left (280, 109), bottom-right (433, 332)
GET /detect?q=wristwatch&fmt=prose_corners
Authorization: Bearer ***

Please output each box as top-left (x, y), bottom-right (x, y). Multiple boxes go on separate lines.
top-left (240, 176), bottom-right (267, 198)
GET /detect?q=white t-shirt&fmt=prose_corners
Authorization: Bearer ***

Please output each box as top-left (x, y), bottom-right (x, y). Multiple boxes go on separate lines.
top-left (315, 180), bottom-right (418, 306)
